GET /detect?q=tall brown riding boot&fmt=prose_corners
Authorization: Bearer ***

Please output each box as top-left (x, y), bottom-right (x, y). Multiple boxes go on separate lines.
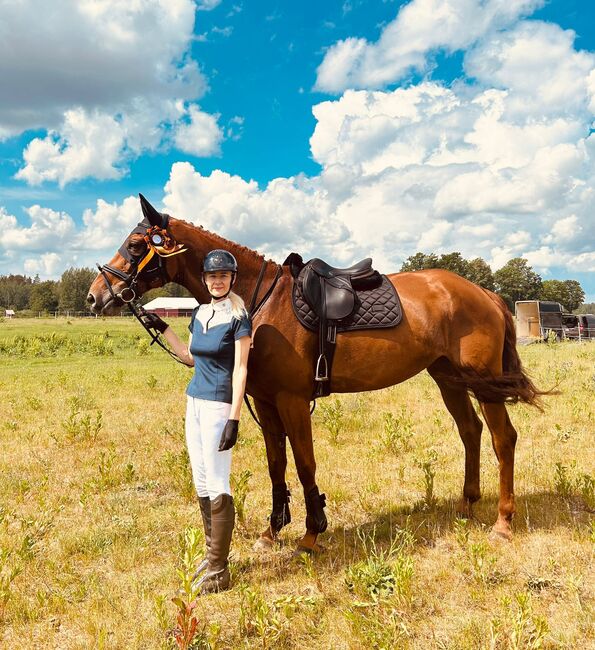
top-left (193, 496), bottom-right (211, 577)
top-left (196, 493), bottom-right (235, 594)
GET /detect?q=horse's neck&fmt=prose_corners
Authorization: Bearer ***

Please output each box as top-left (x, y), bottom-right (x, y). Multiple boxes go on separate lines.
top-left (172, 219), bottom-right (275, 301)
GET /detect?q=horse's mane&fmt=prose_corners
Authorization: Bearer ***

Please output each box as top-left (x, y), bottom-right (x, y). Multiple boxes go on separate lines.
top-left (173, 216), bottom-right (277, 266)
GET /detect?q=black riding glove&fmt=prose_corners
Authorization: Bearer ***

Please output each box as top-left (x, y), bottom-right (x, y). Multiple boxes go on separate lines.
top-left (141, 311), bottom-right (169, 333)
top-left (218, 419), bottom-right (239, 451)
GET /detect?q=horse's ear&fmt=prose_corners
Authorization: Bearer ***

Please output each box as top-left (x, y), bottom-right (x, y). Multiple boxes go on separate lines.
top-left (139, 193), bottom-right (163, 227)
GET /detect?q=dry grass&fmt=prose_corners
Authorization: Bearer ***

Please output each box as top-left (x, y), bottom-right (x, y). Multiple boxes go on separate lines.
top-left (0, 318), bottom-right (593, 649)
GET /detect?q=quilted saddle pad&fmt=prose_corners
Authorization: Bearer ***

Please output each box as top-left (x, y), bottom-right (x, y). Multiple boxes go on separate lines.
top-left (292, 273), bottom-right (403, 333)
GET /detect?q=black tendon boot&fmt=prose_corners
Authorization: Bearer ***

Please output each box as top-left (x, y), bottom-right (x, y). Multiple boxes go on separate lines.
top-left (193, 496), bottom-right (211, 578)
top-left (197, 494), bottom-right (235, 594)
top-left (270, 484), bottom-right (291, 533)
top-left (305, 485), bottom-right (327, 533)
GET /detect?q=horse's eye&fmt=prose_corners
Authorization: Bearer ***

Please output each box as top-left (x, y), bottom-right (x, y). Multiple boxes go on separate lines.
top-left (127, 237), bottom-right (147, 255)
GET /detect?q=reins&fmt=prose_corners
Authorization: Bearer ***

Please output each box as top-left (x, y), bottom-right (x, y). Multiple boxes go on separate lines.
top-left (97, 218), bottom-right (188, 365)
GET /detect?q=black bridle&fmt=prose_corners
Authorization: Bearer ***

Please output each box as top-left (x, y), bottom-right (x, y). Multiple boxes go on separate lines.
top-left (96, 216), bottom-right (188, 364)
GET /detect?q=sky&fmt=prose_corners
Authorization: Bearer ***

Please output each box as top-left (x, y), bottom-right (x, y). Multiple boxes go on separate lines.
top-left (0, 0), bottom-right (594, 300)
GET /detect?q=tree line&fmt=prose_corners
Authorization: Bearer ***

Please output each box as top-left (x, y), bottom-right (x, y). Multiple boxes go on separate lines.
top-left (0, 268), bottom-right (190, 314)
top-left (0, 255), bottom-right (587, 314)
top-left (400, 252), bottom-right (585, 311)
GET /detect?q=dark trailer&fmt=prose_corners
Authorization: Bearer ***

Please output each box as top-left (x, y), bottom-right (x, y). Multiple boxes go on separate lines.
top-left (515, 300), bottom-right (578, 341)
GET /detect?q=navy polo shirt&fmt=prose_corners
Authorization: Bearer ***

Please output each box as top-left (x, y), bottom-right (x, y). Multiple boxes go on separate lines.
top-left (186, 298), bottom-right (252, 404)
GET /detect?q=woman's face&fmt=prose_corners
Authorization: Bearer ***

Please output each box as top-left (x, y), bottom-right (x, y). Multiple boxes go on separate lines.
top-left (204, 271), bottom-right (233, 298)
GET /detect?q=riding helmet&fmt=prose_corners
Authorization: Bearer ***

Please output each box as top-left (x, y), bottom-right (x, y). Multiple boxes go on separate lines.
top-left (202, 249), bottom-right (238, 273)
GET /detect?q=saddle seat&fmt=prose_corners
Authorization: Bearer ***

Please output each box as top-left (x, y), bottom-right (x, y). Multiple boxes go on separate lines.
top-left (308, 257), bottom-right (373, 279)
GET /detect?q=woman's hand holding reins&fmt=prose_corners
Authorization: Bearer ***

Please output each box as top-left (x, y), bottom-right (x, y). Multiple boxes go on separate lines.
top-left (218, 419), bottom-right (239, 451)
top-left (141, 312), bottom-right (169, 333)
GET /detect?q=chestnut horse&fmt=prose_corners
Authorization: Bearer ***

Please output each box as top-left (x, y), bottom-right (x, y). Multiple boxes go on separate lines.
top-left (88, 196), bottom-right (546, 552)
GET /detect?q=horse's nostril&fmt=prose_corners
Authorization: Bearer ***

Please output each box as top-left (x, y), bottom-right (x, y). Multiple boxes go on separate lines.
top-left (87, 293), bottom-right (95, 305)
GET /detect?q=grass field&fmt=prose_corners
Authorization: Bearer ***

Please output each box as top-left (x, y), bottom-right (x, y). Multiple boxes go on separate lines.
top-left (0, 317), bottom-right (593, 649)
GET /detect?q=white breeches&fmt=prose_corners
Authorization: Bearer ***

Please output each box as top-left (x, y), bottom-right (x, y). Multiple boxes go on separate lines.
top-left (185, 396), bottom-right (232, 500)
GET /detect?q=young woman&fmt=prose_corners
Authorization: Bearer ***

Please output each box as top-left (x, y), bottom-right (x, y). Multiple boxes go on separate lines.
top-left (143, 249), bottom-right (251, 593)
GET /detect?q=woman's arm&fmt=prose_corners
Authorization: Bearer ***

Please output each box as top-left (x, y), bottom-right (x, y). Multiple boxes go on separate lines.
top-left (141, 311), bottom-right (194, 366)
top-left (229, 335), bottom-right (251, 419)
top-left (162, 328), bottom-right (194, 367)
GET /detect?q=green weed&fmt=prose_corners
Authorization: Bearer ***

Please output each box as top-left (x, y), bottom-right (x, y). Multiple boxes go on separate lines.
top-left (60, 404), bottom-right (103, 442)
top-left (414, 449), bottom-right (439, 511)
top-left (239, 586), bottom-right (317, 649)
top-left (490, 592), bottom-right (549, 650)
top-left (230, 469), bottom-right (252, 528)
top-left (345, 528), bottom-right (414, 605)
top-left (169, 526), bottom-right (219, 650)
top-left (554, 461), bottom-right (595, 511)
top-left (319, 397), bottom-right (344, 444)
top-left (380, 408), bottom-right (414, 454)
top-left (163, 447), bottom-right (194, 501)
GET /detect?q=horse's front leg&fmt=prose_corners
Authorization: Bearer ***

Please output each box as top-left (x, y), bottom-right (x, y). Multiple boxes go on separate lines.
top-left (276, 391), bottom-right (327, 554)
top-left (252, 397), bottom-right (291, 552)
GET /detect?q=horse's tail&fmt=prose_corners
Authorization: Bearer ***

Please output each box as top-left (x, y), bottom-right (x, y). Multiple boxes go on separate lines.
top-left (452, 290), bottom-right (553, 409)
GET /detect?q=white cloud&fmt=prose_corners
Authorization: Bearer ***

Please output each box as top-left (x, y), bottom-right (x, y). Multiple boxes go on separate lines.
top-left (315, 0), bottom-right (545, 92)
top-left (197, 0), bottom-right (222, 10)
top-left (464, 21), bottom-right (595, 119)
top-left (15, 109), bottom-right (126, 187)
top-left (24, 253), bottom-right (62, 278)
top-left (174, 105), bottom-right (224, 157)
top-left (0, 0), bottom-right (202, 136)
top-left (162, 162), bottom-right (354, 260)
top-left (1, 0), bottom-right (226, 186)
top-left (0, 205), bottom-right (75, 252)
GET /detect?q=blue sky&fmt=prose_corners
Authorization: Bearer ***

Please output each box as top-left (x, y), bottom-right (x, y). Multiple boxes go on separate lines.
top-left (1, 0), bottom-right (594, 300)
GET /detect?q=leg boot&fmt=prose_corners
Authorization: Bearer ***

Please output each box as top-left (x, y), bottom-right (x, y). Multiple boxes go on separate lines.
top-left (192, 496), bottom-right (211, 578)
top-left (197, 493), bottom-right (235, 594)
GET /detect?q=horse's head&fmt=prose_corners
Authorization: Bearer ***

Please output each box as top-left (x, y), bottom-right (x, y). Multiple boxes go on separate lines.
top-left (87, 194), bottom-right (188, 315)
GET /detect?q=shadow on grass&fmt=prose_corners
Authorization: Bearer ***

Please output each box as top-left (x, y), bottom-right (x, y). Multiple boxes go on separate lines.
top-left (237, 490), bottom-right (592, 582)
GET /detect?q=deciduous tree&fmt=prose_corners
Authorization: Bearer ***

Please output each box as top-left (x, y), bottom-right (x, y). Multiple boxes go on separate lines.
top-left (59, 267), bottom-right (96, 312)
top-left (466, 258), bottom-right (495, 290)
top-left (494, 258), bottom-right (542, 309)
top-left (29, 281), bottom-right (59, 313)
top-left (540, 279), bottom-right (585, 311)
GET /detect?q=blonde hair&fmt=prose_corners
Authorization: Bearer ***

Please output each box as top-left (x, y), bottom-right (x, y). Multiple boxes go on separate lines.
top-left (228, 290), bottom-right (248, 320)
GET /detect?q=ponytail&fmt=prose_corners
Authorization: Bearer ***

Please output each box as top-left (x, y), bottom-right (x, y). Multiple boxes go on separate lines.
top-left (228, 291), bottom-right (248, 320)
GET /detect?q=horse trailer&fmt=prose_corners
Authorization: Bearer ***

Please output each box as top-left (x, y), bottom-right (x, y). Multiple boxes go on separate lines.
top-left (514, 300), bottom-right (578, 341)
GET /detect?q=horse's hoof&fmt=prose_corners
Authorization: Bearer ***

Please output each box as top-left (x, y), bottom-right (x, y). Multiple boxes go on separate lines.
top-left (292, 542), bottom-right (323, 558)
top-left (489, 527), bottom-right (512, 543)
top-left (253, 536), bottom-right (275, 553)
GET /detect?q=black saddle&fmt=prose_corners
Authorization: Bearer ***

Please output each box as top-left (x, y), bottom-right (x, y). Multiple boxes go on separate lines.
top-left (302, 257), bottom-right (378, 322)
top-left (308, 257), bottom-right (373, 278)
top-left (284, 253), bottom-right (402, 398)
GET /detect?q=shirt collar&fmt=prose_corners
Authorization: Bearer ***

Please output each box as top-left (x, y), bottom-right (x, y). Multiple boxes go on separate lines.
top-left (211, 298), bottom-right (232, 312)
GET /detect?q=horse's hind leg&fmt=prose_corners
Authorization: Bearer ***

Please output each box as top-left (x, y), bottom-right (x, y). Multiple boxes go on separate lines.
top-left (479, 402), bottom-right (517, 540)
top-left (252, 398), bottom-right (291, 551)
top-left (428, 361), bottom-right (483, 517)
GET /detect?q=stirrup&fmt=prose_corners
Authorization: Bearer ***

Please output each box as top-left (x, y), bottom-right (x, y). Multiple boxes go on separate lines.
top-left (315, 354), bottom-right (329, 381)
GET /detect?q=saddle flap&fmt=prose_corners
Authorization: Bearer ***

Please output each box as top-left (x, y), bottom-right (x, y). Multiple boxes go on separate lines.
top-left (301, 267), bottom-right (356, 321)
